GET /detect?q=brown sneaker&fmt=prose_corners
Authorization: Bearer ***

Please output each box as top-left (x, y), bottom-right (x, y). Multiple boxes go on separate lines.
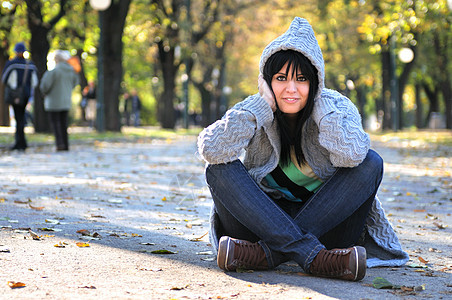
top-left (309, 246), bottom-right (366, 281)
top-left (217, 236), bottom-right (269, 271)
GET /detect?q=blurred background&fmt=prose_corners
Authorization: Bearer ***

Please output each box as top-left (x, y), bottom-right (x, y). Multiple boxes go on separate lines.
top-left (0, 0), bottom-right (451, 133)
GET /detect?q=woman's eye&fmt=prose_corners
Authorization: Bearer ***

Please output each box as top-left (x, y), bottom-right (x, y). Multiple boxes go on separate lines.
top-left (297, 76), bottom-right (307, 81)
top-left (276, 76), bottom-right (286, 81)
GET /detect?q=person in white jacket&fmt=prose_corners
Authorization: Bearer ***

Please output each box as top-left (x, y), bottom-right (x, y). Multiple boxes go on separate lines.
top-left (40, 50), bottom-right (79, 151)
top-left (197, 17), bottom-right (408, 281)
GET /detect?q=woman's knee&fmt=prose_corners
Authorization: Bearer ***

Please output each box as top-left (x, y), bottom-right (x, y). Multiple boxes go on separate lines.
top-left (363, 149), bottom-right (384, 176)
top-left (206, 160), bottom-right (242, 178)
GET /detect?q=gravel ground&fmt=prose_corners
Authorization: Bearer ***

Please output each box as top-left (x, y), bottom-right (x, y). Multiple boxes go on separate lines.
top-left (0, 131), bottom-right (451, 299)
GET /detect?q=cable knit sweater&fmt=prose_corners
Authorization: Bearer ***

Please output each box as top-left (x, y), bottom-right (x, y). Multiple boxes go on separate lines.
top-left (197, 17), bottom-right (409, 268)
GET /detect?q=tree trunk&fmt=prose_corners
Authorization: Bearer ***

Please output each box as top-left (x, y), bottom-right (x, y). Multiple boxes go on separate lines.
top-left (25, 0), bottom-right (68, 133)
top-left (433, 32), bottom-right (452, 129)
top-left (422, 83), bottom-right (439, 126)
top-left (397, 45), bottom-right (416, 130)
top-left (441, 79), bottom-right (452, 129)
top-left (381, 48), bottom-right (391, 130)
top-left (26, 4), bottom-right (50, 133)
top-left (415, 83), bottom-right (424, 128)
top-left (0, 54), bottom-right (9, 126)
top-left (356, 85), bottom-right (366, 128)
top-left (193, 81), bottom-right (212, 128)
top-left (0, 7), bottom-right (17, 126)
top-left (102, 0), bottom-right (130, 132)
top-left (157, 41), bottom-right (178, 129)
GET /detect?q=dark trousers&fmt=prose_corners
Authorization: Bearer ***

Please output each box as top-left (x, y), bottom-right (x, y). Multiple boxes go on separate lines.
top-left (49, 111), bottom-right (69, 151)
top-left (12, 104), bottom-right (27, 150)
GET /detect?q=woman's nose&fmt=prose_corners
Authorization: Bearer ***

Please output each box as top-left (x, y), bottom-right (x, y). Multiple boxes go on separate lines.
top-left (286, 80), bottom-right (296, 92)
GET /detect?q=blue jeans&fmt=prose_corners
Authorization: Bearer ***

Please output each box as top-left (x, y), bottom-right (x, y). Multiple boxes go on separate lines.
top-left (205, 150), bottom-right (383, 272)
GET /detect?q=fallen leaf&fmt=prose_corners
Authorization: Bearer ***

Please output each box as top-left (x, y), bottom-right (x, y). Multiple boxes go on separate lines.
top-left (54, 242), bottom-right (68, 248)
top-left (79, 286), bottom-right (96, 289)
top-left (190, 231), bottom-right (209, 242)
top-left (413, 209), bottom-right (426, 212)
top-left (29, 230), bottom-right (40, 240)
top-left (418, 256), bottom-right (429, 264)
top-left (139, 267), bottom-right (162, 272)
top-left (14, 200), bottom-right (30, 204)
top-left (45, 219), bottom-right (60, 224)
top-left (38, 228), bottom-right (61, 232)
top-left (196, 251), bottom-right (213, 255)
top-left (372, 277), bottom-right (400, 289)
top-left (151, 249), bottom-right (176, 254)
top-left (108, 199), bottom-right (122, 204)
top-left (407, 263), bottom-right (428, 268)
top-left (201, 257), bottom-right (216, 261)
top-left (433, 222), bottom-right (447, 229)
top-left (171, 285), bottom-right (188, 290)
top-left (29, 203), bottom-right (44, 210)
top-left (0, 246), bottom-right (10, 253)
top-left (76, 229), bottom-right (91, 235)
top-left (414, 285), bottom-right (426, 291)
top-left (76, 242), bottom-right (90, 248)
top-left (8, 281), bottom-right (26, 289)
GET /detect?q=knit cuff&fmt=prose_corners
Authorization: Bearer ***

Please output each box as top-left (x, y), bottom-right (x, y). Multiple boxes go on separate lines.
top-left (241, 93), bottom-right (274, 129)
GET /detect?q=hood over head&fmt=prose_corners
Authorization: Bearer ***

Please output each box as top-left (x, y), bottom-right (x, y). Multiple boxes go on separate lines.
top-left (259, 17), bottom-right (325, 98)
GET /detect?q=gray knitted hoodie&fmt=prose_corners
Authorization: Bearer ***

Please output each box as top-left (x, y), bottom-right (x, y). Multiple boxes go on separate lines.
top-left (198, 17), bottom-right (409, 268)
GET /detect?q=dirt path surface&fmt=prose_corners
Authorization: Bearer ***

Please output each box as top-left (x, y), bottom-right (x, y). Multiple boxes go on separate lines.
top-left (1, 133), bottom-right (451, 299)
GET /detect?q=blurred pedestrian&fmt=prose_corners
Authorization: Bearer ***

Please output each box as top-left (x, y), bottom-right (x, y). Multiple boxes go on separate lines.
top-left (122, 91), bottom-right (131, 126)
top-left (1, 42), bottom-right (38, 151)
top-left (82, 80), bottom-right (97, 127)
top-left (130, 89), bottom-right (142, 127)
top-left (40, 50), bottom-right (79, 151)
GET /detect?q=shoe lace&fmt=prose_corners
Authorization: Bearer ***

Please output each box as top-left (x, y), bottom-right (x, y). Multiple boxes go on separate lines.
top-left (234, 241), bottom-right (266, 268)
top-left (312, 249), bottom-right (348, 275)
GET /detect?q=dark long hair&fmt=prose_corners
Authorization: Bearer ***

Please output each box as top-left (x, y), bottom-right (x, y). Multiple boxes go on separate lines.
top-left (262, 50), bottom-right (319, 167)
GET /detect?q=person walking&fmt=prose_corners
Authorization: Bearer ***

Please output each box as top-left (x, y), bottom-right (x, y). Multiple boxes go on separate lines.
top-left (40, 50), bottom-right (79, 151)
top-left (131, 89), bottom-right (142, 127)
top-left (81, 80), bottom-right (96, 127)
top-left (197, 17), bottom-right (408, 281)
top-left (122, 91), bottom-right (131, 126)
top-left (1, 42), bottom-right (38, 151)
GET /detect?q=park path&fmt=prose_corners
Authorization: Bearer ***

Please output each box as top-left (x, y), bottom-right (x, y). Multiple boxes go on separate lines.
top-left (0, 131), bottom-right (451, 299)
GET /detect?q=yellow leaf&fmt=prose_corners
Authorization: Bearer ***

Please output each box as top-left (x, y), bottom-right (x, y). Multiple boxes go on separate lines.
top-left (54, 242), bottom-right (66, 248)
top-left (76, 242), bottom-right (90, 247)
top-left (8, 281), bottom-right (26, 289)
top-left (161, 197), bottom-right (167, 201)
top-left (418, 256), bottom-right (429, 264)
top-left (29, 203), bottom-right (44, 211)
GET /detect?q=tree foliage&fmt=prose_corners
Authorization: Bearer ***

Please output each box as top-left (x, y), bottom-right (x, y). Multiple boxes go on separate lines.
top-left (0, 0), bottom-right (451, 131)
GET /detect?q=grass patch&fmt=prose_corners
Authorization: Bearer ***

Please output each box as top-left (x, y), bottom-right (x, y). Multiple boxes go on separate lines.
top-left (0, 126), bottom-right (202, 147)
top-left (370, 129), bottom-right (452, 147)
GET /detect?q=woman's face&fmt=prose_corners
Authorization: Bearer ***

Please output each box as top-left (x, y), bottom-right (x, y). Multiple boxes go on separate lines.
top-left (271, 62), bottom-right (310, 116)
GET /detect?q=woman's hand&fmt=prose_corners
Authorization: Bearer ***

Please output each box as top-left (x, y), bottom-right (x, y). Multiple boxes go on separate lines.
top-left (258, 75), bottom-right (276, 112)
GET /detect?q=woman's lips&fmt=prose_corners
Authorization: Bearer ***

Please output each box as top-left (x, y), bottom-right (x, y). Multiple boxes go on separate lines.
top-left (283, 98), bottom-right (299, 103)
